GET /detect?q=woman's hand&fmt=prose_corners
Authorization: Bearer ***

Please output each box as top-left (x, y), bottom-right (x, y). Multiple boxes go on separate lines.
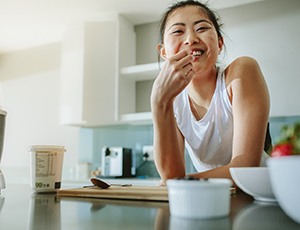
top-left (151, 49), bottom-right (194, 108)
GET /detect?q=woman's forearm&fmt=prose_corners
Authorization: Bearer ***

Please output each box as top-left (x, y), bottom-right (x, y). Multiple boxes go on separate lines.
top-left (152, 102), bottom-right (186, 182)
top-left (187, 153), bottom-right (262, 183)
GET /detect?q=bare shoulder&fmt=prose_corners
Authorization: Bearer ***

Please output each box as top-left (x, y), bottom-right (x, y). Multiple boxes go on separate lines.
top-left (224, 56), bottom-right (268, 103)
top-left (230, 56), bottom-right (259, 66)
top-left (225, 56), bottom-right (263, 82)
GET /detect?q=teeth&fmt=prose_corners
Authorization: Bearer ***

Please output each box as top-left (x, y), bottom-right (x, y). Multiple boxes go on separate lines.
top-left (192, 50), bottom-right (203, 56)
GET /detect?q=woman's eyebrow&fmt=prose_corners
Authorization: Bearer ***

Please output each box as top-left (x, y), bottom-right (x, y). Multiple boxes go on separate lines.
top-left (194, 19), bottom-right (212, 25)
top-left (167, 22), bottom-right (185, 31)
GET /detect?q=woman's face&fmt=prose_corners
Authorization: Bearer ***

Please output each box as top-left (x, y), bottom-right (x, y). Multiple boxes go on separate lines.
top-left (160, 6), bottom-right (223, 72)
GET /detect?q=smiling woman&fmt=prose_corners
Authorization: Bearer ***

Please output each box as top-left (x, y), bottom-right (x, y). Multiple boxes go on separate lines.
top-left (150, 0), bottom-right (271, 185)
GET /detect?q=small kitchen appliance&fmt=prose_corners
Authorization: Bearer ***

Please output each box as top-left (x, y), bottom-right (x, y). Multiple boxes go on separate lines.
top-left (0, 109), bottom-right (7, 193)
top-left (101, 146), bottom-right (132, 178)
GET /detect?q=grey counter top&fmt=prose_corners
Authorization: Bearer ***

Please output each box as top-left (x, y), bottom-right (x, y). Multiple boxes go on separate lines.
top-left (0, 184), bottom-right (299, 230)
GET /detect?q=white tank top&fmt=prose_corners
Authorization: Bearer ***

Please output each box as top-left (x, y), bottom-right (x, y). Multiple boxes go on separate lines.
top-left (173, 66), bottom-right (233, 172)
top-left (174, 66), bottom-right (268, 172)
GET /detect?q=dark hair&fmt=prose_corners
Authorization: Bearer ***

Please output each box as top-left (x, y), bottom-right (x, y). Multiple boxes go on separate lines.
top-left (158, 0), bottom-right (224, 44)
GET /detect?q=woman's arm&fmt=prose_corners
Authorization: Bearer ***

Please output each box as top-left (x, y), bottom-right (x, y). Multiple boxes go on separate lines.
top-left (152, 104), bottom-right (186, 184)
top-left (228, 56), bottom-right (270, 166)
top-left (190, 56), bottom-right (270, 180)
top-left (151, 50), bottom-right (193, 184)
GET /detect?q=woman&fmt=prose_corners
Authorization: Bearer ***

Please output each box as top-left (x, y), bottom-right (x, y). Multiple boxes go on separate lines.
top-left (151, 0), bottom-right (271, 185)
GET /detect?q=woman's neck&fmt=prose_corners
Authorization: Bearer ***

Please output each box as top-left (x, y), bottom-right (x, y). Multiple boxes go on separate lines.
top-left (189, 66), bottom-right (217, 100)
top-left (187, 66), bottom-right (218, 119)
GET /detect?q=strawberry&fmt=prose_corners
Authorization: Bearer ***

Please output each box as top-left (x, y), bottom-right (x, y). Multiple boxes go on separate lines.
top-left (271, 143), bottom-right (294, 157)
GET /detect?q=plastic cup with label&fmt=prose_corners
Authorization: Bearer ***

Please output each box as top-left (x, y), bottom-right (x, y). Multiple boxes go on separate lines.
top-left (29, 145), bottom-right (65, 193)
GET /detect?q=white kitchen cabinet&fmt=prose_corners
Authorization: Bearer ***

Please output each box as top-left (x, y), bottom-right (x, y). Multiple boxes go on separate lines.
top-left (60, 14), bottom-right (136, 126)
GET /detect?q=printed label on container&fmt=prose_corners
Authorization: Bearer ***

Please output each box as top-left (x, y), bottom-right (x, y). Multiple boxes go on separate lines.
top-left (35, 151), bottom-right (57, 177)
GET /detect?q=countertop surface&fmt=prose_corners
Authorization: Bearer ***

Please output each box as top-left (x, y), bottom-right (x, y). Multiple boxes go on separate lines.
top-left (1, 183), bottom-right (300, 230)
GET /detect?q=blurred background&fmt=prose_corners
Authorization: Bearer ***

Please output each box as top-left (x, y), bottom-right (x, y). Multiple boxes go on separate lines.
top-left (0, 0), bottom-right (299, 183)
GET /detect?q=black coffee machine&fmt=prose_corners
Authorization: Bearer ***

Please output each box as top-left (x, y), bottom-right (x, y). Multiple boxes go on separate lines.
top-left (101, 146), bottom-right (132, 178)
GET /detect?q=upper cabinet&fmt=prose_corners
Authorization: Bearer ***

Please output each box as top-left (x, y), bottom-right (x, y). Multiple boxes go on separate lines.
top-left (60, 14), bottom-right (136, 126)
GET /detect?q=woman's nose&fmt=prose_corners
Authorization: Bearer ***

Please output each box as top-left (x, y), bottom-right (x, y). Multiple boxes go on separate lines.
top-left (184, 31), bottom-right (199, 45)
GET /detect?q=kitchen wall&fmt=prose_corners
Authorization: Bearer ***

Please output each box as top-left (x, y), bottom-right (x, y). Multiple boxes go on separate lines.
top-left (220, 0), bottom-right (300, 116)
top-left (0, 0), bottom-right (299, 183)
top-left (79, 125), bottom-right (160, 178)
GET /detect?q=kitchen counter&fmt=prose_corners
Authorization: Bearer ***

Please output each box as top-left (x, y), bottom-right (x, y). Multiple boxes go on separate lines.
top-left (0, 183), bottom-right (300, 230)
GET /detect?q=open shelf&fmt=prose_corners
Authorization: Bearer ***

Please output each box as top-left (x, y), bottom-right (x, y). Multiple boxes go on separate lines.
top-left (121, 62), bottom-right (164, 81)
top-left (120, 112), bottom-right (152, 125)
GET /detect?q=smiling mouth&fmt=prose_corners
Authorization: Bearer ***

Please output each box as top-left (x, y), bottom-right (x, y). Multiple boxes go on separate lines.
top-left (192, 50), bottom-right (204, 57)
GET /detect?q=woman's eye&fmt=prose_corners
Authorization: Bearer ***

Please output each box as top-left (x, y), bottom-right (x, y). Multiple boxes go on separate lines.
top-left (171, 29), bottom-right (184, 35)
top-left (196, 26), bottom-right (210, 32)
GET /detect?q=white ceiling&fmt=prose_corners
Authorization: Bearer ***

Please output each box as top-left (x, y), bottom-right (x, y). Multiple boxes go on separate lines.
top-left (0, 0), bottom-right (267, 54)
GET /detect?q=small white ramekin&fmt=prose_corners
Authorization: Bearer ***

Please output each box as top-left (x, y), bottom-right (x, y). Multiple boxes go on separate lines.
top-left (167, 178), bottom-right (232, 219)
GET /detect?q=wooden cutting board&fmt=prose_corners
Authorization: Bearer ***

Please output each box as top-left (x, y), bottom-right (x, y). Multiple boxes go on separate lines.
top-left (57, 185), bottom-right (169, 202)
top-left (58, 186), bottom-right (236, 202)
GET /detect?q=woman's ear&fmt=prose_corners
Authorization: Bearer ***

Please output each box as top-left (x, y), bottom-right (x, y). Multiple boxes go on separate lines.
top-left (218, 36), bottom-right (224, 54)
top-left (157, 44), bottom-right (167, 60)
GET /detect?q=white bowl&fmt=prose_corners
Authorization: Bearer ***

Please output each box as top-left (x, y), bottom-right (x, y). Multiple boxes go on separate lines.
top-left (229, 167), bottom-right (276, 202)
top-left (267, 156), bottom-right (300, 224)
top-left (166, 179), bottom-right (232, 219)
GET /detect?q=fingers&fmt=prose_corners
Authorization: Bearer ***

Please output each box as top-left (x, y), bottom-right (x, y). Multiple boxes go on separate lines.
top-left (172, 49), bottom-right (192, 68)
top-left (184, 68), bottom-right (194, 82)
top-left (167, 49), bottom-right (194, 83)
top-left (172, 49), bottom-right (190, 62)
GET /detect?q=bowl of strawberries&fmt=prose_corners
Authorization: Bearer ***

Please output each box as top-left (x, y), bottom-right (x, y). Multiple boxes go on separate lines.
top-left (267, 122), bottom-right (300, 224)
